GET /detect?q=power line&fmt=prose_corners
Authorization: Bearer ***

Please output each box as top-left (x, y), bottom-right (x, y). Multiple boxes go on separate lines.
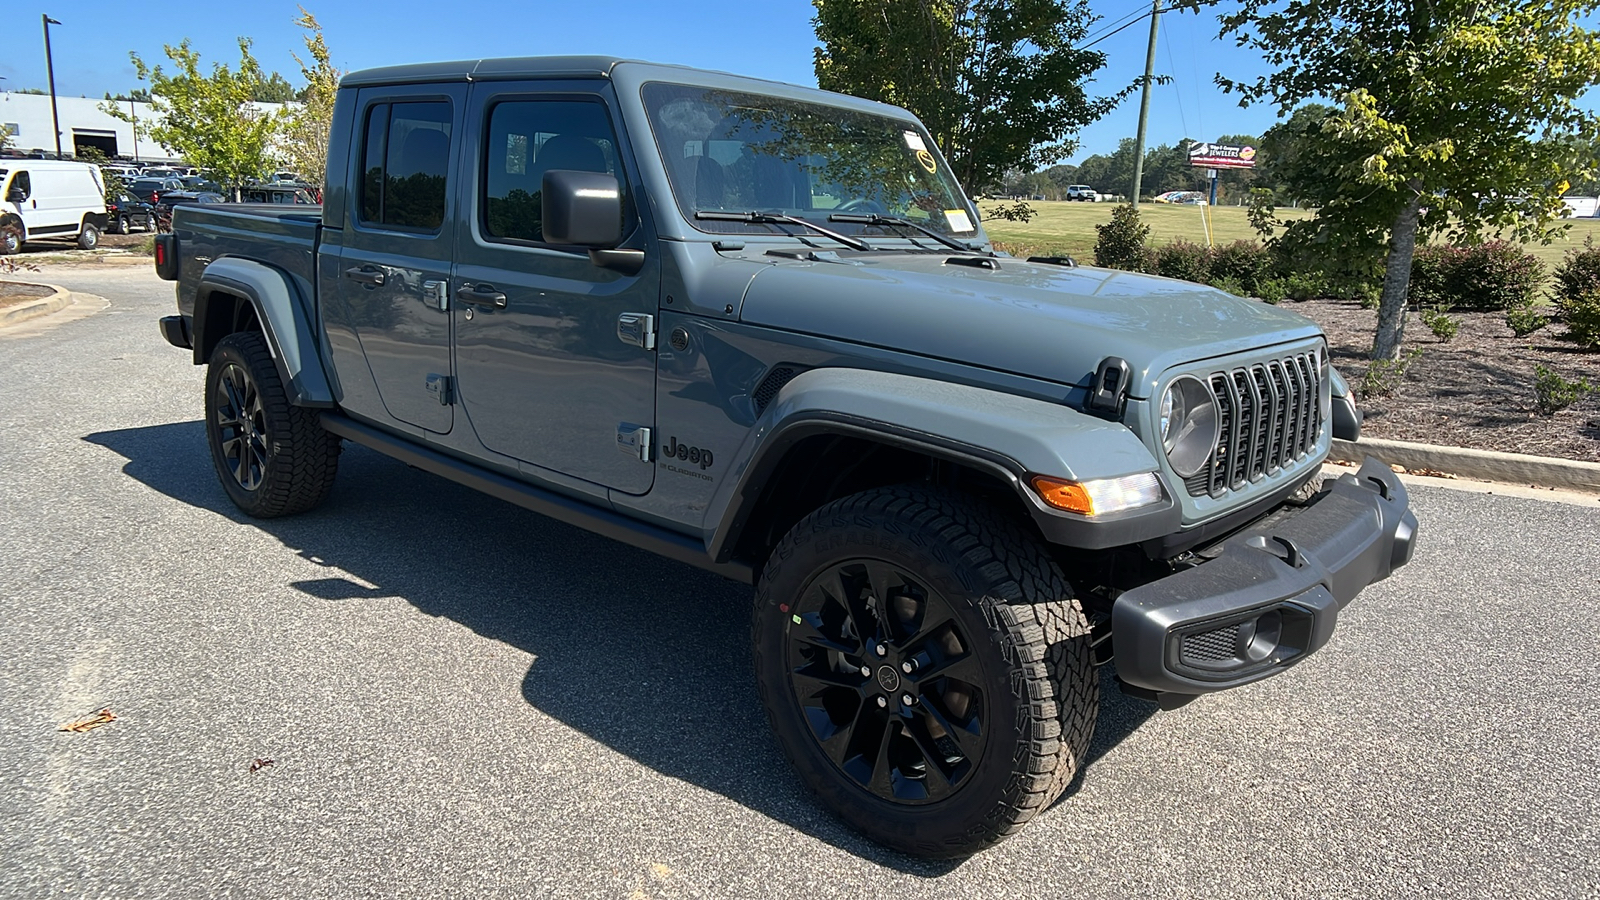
top-left (1080, 3), bottom-right (1152, 46)
top-left (1080, 7), bottom-right (1156, 50)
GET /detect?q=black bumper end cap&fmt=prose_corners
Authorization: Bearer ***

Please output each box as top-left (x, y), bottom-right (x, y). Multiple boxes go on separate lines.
top-left (158, 315), bottom-right (192, 349)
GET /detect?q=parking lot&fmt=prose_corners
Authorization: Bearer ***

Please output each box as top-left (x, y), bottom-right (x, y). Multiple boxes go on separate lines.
top-left (3, 264), bottom-right (1598, 898)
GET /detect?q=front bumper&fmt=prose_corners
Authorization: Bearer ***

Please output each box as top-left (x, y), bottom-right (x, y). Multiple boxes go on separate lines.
top-left (1112, 457), bottom-right (1417, 700)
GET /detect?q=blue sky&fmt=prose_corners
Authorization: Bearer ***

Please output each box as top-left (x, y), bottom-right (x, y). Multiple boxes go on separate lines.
top-left (0, 0), bottom-right (1283, 164)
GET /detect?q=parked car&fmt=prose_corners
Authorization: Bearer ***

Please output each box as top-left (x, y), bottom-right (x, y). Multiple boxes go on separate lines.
top-left (240, 184), bottom-right (318, 205)
top-left (1, 159), bottom-right (108, 252)
top-left (140, 166), bottom-right (184, 179)
top-left (105, 191), bottom-right (156, 233)
top-left (153, 191), bottom-right (225, 230)
top-left (180, 175), bottom-right (224, 194)
top-left (154, 55), bottom-right (1412, 859)
top-left (128, 177), bottom-right (184, 203)
top-left (1066, 184), bottom-right (1100, 202)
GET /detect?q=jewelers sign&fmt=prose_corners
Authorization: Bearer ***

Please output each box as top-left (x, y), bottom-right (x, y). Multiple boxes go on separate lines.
top-left (1187, 143), bottom-right (1257, 169)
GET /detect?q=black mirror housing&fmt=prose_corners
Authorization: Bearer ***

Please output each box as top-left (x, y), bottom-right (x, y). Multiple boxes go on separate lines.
top-left (541, 169), bottom-right (622, 248)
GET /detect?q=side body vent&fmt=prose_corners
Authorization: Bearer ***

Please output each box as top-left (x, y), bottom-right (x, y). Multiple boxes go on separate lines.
top-left (752, 366), bottom-right (802, 415)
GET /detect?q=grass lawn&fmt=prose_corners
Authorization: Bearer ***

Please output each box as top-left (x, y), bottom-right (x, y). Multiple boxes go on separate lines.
top-left (981, 200), bottom-right (1600, 274)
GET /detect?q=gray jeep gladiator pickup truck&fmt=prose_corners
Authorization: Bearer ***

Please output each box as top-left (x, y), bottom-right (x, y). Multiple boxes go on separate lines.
top-left (155, 56), bottom-right (1417, 858)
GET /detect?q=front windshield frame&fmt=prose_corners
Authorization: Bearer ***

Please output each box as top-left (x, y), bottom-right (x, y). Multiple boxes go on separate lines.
top-left (640, 81), bottom-right (980, 243)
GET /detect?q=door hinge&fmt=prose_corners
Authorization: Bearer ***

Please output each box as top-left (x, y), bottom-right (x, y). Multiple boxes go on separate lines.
top-left (617, 312), bottom-right (656, 350)
top-left (422, 279), bottom-right (449, 311)
top-left (617, 423), bottom-right (652, 462)
top-left (426, 373), bottom-right (454, 405)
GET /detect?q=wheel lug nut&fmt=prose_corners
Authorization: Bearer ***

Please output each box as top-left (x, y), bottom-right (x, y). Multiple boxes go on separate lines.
top-left (901, 661), bottom-right (914, 674)
top-left (876, 696), bottom-right (887, 708)
top-left (859, 665), bottom-right (871, 677)
top-left (874, 644), bottom-right (887, 657)
top-left (901, 694), bottom-right (915, 706)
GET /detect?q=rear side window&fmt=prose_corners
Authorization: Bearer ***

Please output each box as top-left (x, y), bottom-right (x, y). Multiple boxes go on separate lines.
top-left (359, 100), bottom-right (453, 232)
top-left (482, 99), bottom-right (620, 244)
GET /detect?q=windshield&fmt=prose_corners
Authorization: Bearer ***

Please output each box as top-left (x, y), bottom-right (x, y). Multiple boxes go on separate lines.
top-left (641, 82), bottom-right (978, 239)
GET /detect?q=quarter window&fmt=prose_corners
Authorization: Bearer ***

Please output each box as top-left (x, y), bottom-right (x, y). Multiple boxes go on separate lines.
top-left (482, 99), bottom-right (621, 244)
top-left (359, 100), bottom-right (453, 231)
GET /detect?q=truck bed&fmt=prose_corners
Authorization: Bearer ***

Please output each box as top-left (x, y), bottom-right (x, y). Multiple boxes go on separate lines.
top-left (171, 203), bottom-right (323, 322)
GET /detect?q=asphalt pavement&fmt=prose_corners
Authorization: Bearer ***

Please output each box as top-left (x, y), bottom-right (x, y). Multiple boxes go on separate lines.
top-left (2, 262), bottom-right (1597, 899)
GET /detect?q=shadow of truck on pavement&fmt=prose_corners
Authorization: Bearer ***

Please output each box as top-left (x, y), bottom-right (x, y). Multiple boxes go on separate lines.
top-left (85, 420), bottom-right (1157, 871)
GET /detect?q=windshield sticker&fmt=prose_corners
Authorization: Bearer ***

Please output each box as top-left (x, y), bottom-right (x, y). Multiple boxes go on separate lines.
top-left (916, 149), bottom-right (938, 173)
top-left (944, 209), bottom-right (973, 233)
top-left (903, 131), bottom-right (927, 152)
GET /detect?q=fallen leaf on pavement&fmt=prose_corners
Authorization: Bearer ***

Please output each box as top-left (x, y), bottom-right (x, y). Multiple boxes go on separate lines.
top-left (58, 708), bottom-right (116, 733)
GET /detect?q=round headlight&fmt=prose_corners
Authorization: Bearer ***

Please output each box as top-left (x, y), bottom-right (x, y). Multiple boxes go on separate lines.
top-left (1160, 376), bottom-right (1220, 478)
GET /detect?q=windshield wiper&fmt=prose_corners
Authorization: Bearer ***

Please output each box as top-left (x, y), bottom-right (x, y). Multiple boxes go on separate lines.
top-left (827, 213), bottom-right (981, 253)
top-left (695, 210), bottom-right (872, 252)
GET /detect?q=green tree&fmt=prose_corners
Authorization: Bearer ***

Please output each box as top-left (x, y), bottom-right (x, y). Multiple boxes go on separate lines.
top-left (278, 8), bottom-right (341, 187)
top-left (252, 72), bottom-right (298, 103)
top-left (1220, 0), bottom-right (1600, 359)
top-left (105, 38), bottom-right (282, 200)
top-left (813, 0), bottom-right (1126, 197)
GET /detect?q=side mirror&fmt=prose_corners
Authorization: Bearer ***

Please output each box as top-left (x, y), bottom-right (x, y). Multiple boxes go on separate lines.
top-left (6, 189), bottom-right (25, 203)
top-left (541, 169), bottom-right (622, 248)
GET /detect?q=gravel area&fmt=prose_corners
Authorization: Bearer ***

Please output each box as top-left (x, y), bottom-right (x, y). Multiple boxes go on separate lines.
top-left (1290, 298), bottom-right (1600, 461)
top-left (0, 281), bottom-right (54, 309)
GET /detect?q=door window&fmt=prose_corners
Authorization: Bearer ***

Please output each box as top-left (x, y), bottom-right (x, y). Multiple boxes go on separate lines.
top-left (6, 171), bottom-right (30, 201)
top-left (359, 100), bottom-right (453, 232)
top-left (481, 99), bottom-right (622, 244)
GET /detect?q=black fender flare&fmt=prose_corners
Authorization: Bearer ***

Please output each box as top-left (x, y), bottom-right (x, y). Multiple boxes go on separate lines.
top-left (193, 257), bottom-right (335, 408)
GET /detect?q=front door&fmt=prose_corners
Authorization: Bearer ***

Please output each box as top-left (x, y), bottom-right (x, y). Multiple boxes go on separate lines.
top-left (335, 85), bottom-right (466, 434)
top-left (451, 83), bottom-right (659, 494)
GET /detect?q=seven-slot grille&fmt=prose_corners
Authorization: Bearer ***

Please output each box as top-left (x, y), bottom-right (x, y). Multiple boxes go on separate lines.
top-left (1184, 349), bottom-right (1325, 498)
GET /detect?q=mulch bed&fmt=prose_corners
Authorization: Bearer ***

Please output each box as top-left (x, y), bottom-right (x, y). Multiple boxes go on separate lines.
top-left (0, 280), bottom-right (55, 310)
top-left (1287, 298), bottom-right (1600, 461)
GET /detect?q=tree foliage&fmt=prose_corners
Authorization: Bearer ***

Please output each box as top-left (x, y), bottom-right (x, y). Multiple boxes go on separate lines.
top-left (812, 0), bottom-right (1124, 196)
top-left (1219, 0), bottom-right (1600, 359)
top-left (106, 38), bottom-right (282, 199)
top-left (278, 8), bottom-right (341, 186)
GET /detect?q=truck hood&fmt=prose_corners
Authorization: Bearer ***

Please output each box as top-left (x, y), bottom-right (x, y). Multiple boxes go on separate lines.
top-left (736, 253), bottom-right (1324, 396)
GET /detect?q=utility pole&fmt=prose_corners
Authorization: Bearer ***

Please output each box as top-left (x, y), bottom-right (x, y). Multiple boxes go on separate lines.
top-left (43, 15), bottom-right (63, 159)
top-left (1130, 0), bottom-right (1161, 208)
top-left (129, 97), bottom-right (139, 162)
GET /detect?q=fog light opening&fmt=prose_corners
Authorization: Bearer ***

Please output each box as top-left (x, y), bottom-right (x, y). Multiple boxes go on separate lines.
top-left (1243, 610), bottom-right (1282, 663)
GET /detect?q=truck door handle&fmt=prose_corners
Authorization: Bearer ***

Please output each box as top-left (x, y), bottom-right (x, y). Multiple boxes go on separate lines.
top-left (344, 265), bottom-right (385, 286)
top-left (455, 283), bottom-right (508, 309)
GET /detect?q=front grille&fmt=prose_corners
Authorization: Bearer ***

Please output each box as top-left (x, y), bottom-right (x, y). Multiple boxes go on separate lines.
top-left (1184, 350), bottom-right (1324, 498)
top-left (1181, 624), bottom-right (1241, 663)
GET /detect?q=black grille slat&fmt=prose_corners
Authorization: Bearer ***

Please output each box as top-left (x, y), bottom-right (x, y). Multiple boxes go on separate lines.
top-left (1184, 348), bottom-right (1327, 499)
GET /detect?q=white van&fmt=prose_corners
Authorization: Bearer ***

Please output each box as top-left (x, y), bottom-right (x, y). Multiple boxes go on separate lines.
top-left (1, 160), bottom-right (109, 254)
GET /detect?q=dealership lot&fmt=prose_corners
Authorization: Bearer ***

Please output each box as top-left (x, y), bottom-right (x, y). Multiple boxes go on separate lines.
top-left (3, 265), bottom-right (1598, 899)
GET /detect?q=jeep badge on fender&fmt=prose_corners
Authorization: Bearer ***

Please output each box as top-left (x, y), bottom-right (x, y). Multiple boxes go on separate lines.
top-left (662, 436), bottom-right (713, 469)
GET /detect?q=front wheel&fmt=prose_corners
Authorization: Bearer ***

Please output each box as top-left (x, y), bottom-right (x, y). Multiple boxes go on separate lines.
top-left (753, 486), bottom-right (1098, 858)
top-left (204, 331), bottom-right (341, 517)
top-left (76, 221), bottom-right (99, 250)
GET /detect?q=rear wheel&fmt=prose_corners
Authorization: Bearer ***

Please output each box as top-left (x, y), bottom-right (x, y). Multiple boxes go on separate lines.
top-left (204, 331), bottom-right (341, 517)
top-left (753, 485), bottom-right (1098, 858)
top-left (76, 221), bottom-right (99, 250)
top-left (111, 215), bottom-right (130, 235)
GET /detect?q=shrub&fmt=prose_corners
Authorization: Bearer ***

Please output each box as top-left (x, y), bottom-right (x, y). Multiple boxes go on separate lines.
top-left (1094, 205), bottom-right (1151, 271)
top-left (1209, 275), bottom-right (1246, 297)
top-left (1360, 348), bottom-right (1424, 398)
top-left (136, 234), bottom-right (158, 256)
top-left (1412, 241), bottom-right (1545, 311)
top-left (1255, 278), bottom-right (1288, 304)
top-left (1208, 240), bottom-right (1273, 295)
top-left (1152, 239), bottom-right (1212, 283)
top-left (1283, 271), bottom-right (1325, 301)
top-left (1534, 364), bottom-right (1594, 415)
top-left (1553, 242), bottom-right (1600, 350)
top-left (1505, 303), bottom-right (1548, 338)
top-left (1421, 306), bottom-right (1459, 341)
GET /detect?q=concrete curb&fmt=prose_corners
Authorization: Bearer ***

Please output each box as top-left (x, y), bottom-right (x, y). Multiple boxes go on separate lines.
top-left (0, 282), bottom-right (72, 326)
top-left (1333, 436), bottom-right (1600, 494)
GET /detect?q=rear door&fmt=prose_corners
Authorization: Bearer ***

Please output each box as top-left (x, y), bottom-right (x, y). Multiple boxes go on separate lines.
top-left (335, 85), bottom-right (465, 435)
top-left (450, 81), bottom-right (659, 494)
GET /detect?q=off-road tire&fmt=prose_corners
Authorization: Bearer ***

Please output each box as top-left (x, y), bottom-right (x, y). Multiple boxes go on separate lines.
top-left (76, 221), bottom-right (99, 250)
top-left (752, 485), bottom-right (1098, 858)
top-left (204, 331), bottom-right (341, 517)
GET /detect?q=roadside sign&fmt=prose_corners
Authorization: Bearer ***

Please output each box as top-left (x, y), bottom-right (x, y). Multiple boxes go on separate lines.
top-left (1189, 143), bottom-right (1256, 169)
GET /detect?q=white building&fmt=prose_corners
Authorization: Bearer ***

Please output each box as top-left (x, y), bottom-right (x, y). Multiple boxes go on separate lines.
top-left (0, 91), bottom-right (287, 164)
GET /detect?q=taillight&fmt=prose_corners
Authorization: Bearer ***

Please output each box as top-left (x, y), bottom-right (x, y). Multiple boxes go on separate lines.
top-left (155, 242), bottom-right (165, 266)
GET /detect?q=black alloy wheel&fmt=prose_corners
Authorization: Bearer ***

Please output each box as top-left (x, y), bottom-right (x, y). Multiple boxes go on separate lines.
top-left (754, 485), bottom-right (1098, 858)
top-left (212, 361), bottom-right (269, 492)
top-left (203, 331), bottom-right (341, 518)
top-left (785, 560), bottom-right (987, 804)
